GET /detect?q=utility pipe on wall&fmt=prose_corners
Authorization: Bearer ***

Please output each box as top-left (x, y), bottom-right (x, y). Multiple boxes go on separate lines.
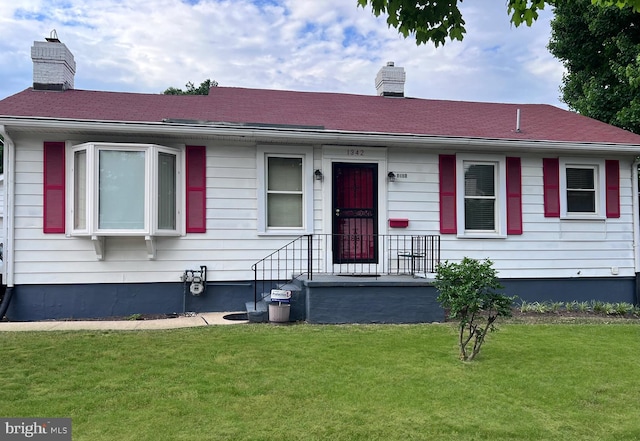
top-left (0, 126), bottom-right (15, 288)
top-left (0, 126), bottom-right (15, 318)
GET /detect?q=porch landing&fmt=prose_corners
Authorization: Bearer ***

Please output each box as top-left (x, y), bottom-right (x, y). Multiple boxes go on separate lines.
top-left (250, 274), bottom-right (445, 324)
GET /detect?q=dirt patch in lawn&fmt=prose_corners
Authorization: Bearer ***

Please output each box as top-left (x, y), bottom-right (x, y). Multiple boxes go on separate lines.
top-left (51, 312), bottom-right (186, 322)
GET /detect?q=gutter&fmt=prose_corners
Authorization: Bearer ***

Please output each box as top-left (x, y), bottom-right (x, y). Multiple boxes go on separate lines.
top-left (0, 126), bottom-right (13, 288)
top-left (1, 116), bottom-right (640, 155)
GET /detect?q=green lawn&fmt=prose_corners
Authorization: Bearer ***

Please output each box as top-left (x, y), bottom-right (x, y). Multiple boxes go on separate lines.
top-left (1, 323), bottom-right (639, 440)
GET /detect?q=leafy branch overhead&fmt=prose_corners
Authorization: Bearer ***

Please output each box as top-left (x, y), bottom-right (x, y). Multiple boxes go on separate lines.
top-left (549, 0), bottom-right (640, 133)
top-left (357, 0), bottom-right (640, 46)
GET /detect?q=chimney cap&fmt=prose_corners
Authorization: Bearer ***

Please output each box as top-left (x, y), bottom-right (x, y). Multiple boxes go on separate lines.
top-left (45, 29), bottom-right (60, 43)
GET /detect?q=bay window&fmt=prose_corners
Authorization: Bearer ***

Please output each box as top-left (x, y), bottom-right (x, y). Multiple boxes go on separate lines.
top-left (69, 142), bottom-right (181, 236)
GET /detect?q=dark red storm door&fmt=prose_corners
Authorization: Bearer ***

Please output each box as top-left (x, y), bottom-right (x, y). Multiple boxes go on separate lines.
top-left (332, 162), bottom-right (378, 264)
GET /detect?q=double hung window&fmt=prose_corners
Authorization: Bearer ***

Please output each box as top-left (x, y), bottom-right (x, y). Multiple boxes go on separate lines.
top-left (455, 155), bottom-right (507, 237)
top-left (266, 157), bottom-right (303, 228)
top-left (257, 146), bottom-right (313, 234)
top-left (463, 162), bottom-right (497, 231)
top-left (559, 159), bottom-right (605, 219)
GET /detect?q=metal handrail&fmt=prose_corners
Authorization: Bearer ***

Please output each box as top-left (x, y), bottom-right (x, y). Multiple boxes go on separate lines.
top-left (251, 235), bottom-right (312, 309)
top-left (251, 234), bottom-right (440, 309)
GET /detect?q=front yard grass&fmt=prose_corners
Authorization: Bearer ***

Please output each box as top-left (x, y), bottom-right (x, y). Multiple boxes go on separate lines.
top-left (1, 322), bottom-right (639, 440)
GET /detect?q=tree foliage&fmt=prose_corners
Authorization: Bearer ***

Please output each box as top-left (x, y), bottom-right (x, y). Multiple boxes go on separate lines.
top-left (163, 79), bottom-right (218, 95)
top-left (357, 0), bottom-right (640, 46)
top-left (548, 0), bottom-right (640, 133)
top-left (434, 258), bottom-right (514, 362)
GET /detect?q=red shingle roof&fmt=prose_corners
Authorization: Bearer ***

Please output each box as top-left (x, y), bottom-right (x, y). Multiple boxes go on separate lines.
top-left (1, 86), bottom-right (640, 144)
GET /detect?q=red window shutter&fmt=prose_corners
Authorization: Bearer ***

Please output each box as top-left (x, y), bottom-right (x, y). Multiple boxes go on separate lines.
top-left (186, 145), bottom-right (207, 233)
top-left (43, 141), bottom-right (66, 233)
top-left (543, 158), bottom-right (560, 217)
top-left (605, 160), bottom-right (620, 218)
top-left (439, 155), bottom-right (457, 234)
top-left (506, 157), bottom-right (523, 235)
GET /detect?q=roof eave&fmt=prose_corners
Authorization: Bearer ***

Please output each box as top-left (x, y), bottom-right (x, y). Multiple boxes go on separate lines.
top-left (1, 116), bottom-right (640, 155)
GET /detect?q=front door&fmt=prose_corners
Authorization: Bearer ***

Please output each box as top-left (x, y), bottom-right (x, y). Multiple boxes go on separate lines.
top-left (332, 162), bottom-right (378, 264)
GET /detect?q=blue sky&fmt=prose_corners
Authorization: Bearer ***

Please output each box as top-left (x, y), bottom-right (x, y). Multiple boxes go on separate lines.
top-left (0, 1), bottom-right (565, 107)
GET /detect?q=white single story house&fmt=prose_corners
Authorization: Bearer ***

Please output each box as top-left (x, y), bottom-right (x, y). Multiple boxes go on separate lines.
top-left (1, 36), bottom-right (640, 321)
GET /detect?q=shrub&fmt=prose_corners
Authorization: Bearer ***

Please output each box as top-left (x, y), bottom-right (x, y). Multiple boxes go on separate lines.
top-left (434, 257), bottom-right (515, 362)
top-left (592, 301), bottom-right (607, 314)
top-left (519, 300), bottom-right (531, 313)
top-left (550, 301), bottom-right (564, 313)
top-left (611, 302), bottom-right (634, 316)
top-left (576, 301), bottom-right (591, 313)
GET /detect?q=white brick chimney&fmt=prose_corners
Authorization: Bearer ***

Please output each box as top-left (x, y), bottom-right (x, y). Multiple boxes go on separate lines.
top-left (31, 31), bottom-right (76, 91)
top-left (375, 61), bottom-right (405, 97)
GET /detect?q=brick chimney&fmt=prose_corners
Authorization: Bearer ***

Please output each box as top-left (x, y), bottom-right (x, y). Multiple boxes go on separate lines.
top-left (31, 30), bottom-right (76, 91)
top-left (375, 62), bottom-right (405, 97)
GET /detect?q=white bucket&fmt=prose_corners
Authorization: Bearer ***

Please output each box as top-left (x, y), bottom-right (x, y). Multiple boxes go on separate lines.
top-left (268, 303), bottom-right (291, 323)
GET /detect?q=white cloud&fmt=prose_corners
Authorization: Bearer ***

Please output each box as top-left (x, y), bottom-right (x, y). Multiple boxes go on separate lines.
top-left (0, 0), bottom-right (565, 107)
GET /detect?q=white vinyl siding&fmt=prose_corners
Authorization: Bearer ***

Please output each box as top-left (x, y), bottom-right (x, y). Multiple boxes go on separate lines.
top-left (6, 137), bottom-right (637, 286)
top-left (387, 151), bottom-right (635, 279)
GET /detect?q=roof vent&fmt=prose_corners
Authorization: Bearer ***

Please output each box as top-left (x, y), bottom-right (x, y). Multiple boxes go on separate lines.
top-left (31, 30), bottom-right (76, 91)
top-left (375, 61), bottom-right (406, 97)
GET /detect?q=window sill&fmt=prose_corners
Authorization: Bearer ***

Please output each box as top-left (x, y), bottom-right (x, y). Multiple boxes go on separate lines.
top-left (258, 230), bottom-right (310, 237)
top-left (560, 214), bottom-right (606, 221)
top-left (456, 232), bottom-right (507, 239)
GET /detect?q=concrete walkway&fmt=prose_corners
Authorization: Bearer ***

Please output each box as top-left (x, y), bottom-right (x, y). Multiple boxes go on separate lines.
top-left (0, 312), bottom-right (249, 332)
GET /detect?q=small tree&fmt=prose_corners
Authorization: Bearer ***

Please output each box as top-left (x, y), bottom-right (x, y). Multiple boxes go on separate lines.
top-left (434, 257), bottom-right (514, 362)
top-left (163, 79), bottom-right (218, 95)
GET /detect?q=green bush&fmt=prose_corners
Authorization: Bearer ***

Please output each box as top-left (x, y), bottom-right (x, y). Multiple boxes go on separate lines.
top-left (517, 300), bottom-right (637, 316)
top-left (434, 257), bottom-right (514, 361)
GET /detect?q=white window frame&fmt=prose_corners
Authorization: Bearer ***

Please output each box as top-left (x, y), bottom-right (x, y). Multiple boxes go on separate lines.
top-left (257, 145), bottom-right (313, 235)
top-left (456, 154), bottom-right (507, 238)
top-left (67, 142), bottom-right (183, 238)
top-left (559, 158), bottom-right (606, 220)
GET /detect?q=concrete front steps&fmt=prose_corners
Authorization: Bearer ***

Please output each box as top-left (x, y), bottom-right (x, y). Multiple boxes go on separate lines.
top-left (247, 276), bottom-right (445, 324)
